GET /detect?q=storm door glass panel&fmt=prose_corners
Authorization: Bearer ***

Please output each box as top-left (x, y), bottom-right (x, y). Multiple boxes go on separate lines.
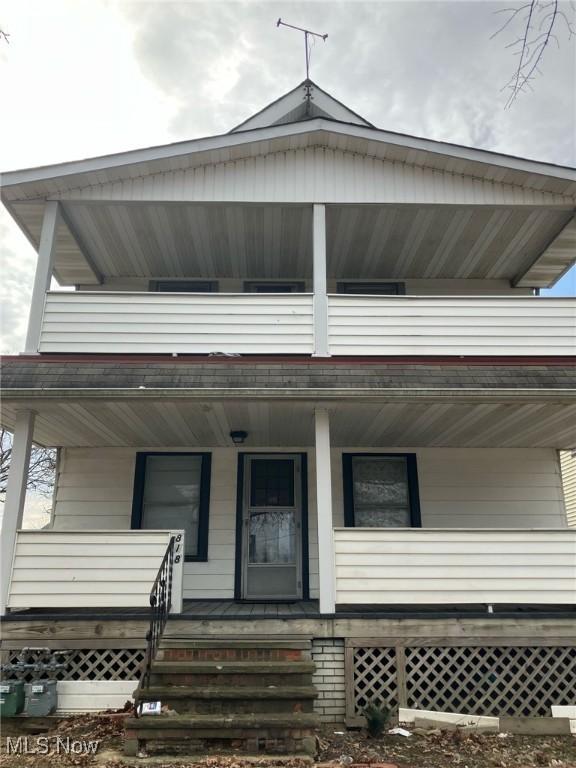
top-left (244, 457), bottom-right (300, 599)
top-left (250, 459), bottom-right (294, 508)
top-left (352, 456), bottom-right (411, 527)
top-left (140, 455), bottom-right (202, 557)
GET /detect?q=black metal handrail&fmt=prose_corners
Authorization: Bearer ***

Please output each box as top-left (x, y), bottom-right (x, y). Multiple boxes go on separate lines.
top-left (137, 534), bottom-right (180, 708)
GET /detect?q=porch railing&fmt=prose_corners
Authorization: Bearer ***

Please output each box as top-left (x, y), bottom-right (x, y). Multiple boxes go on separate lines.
top-left (139, 533), bottom-right (181, 696)
top-left (333, 528), bottom-right (576, 606)
top-left (6, 530), bottom-right (184, 611)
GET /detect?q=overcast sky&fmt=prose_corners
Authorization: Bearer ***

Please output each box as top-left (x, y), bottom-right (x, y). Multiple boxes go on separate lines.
top-left (1, 0), bottom-right (575, 357)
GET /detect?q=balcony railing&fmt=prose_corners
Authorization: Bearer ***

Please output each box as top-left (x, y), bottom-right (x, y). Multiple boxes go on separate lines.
top-left (38, 292), bottom-right (314, 355)
top-left (333, 528), bottom-right (576, 605)
top-left (328, 295), bottom-right (576, 356)
top-left (37, 291), bottom-right (575, 356)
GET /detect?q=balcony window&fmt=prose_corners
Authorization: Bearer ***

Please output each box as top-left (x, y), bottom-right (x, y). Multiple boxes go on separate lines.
top-left (131, 452), bottom-right (212, 560)
top-left (343, 453), bottom-right (421, 528)
top-left (337, 281), bottom-right (405, 295)
top-left (244, 281), bottom-right (305, 293)
top-left (151, 280), bottom-right (218, 292)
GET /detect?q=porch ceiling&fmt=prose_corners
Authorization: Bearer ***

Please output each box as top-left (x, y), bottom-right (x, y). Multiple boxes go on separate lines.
top-left (325, 205), bottom-right (573, 283)
top-left (19, 201), bottom-right (573, 286)
top-left (61, 202), bottom-right (313, 283)
top-left (1, 397), bottom-right (574, 449)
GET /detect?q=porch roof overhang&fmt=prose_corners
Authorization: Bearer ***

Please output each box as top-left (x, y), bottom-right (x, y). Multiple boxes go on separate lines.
top-left (1, 357), bottom-right (574, 449)
top-left (2, 119), bottom-right (576, 288)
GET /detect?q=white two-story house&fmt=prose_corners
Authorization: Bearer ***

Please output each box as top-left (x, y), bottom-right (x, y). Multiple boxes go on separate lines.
top-left (1, 80), bottom-right (575, 753)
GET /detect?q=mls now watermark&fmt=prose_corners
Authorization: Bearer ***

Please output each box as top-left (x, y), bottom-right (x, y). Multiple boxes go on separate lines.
top-left (5, 736), bottom-right (100, 755)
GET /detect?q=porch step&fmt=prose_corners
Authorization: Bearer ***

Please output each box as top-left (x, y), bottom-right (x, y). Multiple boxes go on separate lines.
top-left (149, 660), bottom-right (315, 688)
top-left (126, 639), bottom-right (319, 756)
top-left (126, 712), bottom-right (319, 731)
top-left (125, 712), bottom-right (318, 756)
top-left (157, 643), bottom-right (311, 662)
top-left (159, 638), bottom-right (312, 649)
top-left (134, 685), bottom-right (317, 714)
top-left (151, 660), bottom-right (314, 673)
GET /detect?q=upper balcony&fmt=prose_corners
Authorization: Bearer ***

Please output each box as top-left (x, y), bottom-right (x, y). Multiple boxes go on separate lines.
top-left (15, 200), bottom-right (576, 357)
top-left (37, 291), bottom-right (576, 356)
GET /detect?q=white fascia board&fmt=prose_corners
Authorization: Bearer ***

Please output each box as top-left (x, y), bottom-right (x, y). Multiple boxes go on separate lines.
top-left (2, 388), bottom-right (576, 403)
top-left (2, 119), bottom-right (575, 194)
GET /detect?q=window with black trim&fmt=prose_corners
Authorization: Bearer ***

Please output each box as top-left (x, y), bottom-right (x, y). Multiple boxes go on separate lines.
top-left (244, 281), bottom-right (305, 293)
top-left (131, 452), bottom-right (211, 561)
top-left (337, 282), bottom-right (405, 295)
top-left (342, 453), bottom-right (421, 528)
top-left (151, 280), bottom-right (218, 292)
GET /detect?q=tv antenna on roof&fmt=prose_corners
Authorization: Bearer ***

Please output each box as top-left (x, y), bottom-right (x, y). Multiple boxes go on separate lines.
top-left (276, 19), bottom-right (328, 81)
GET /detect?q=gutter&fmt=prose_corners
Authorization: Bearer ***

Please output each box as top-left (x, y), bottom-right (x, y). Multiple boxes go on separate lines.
top-left (1, 387), bottom-right (575, 405)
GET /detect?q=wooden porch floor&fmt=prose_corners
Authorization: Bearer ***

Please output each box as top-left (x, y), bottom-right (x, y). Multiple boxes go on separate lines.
top-left (180, 600), bottom-right (321, 619)
top-left (3, 600), bottom-right (574, 623)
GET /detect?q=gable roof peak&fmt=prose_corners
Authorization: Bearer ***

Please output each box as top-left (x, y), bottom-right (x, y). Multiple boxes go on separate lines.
top-left (229, 79), bottom-right (373, 133)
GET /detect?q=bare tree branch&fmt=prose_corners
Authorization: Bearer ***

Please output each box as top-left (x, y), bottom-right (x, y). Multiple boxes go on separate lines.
top-left (494, 0), bottom-right (575, 107)
top-left (0, 29), bottom-right (9, 44)
top-left (0, 429), bottom-right (56, 500)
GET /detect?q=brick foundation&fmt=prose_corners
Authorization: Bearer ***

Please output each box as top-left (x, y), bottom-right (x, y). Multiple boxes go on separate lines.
top-left (311, 639), bottom-right (346, 723)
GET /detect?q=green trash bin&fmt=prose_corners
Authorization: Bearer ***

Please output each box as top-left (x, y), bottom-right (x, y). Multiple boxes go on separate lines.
top-left (0, 681), bottom-right (25, 717)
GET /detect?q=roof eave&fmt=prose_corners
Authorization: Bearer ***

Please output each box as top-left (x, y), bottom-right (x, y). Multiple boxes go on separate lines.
top-left (2, 118), bottom-right (575, 197)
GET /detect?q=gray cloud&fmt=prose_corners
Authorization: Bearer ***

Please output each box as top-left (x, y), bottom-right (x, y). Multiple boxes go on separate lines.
top-left (0, 212), bottom-right (34, 354)
top-left (120, 0), bottom-right (575, 164)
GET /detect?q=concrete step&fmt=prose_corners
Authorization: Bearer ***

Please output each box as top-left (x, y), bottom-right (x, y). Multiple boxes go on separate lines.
top-left (134, 685), bottom-right (318, 714)
top-left (151, 660), bottom-right (315, 674)
top-left (126, 712), bottom-right (319, 731)
top-left (125, 712), bottom-right (318, 756)
top-left (150, 659), bottom-right (315, 688)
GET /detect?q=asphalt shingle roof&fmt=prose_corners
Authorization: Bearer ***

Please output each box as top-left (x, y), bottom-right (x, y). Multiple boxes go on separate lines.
top-left (1, 357), bottom-right (574, 391)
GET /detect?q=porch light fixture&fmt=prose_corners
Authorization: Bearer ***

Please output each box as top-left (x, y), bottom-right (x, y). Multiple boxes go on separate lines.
top-left (230, 430), bottom-right (248, 445)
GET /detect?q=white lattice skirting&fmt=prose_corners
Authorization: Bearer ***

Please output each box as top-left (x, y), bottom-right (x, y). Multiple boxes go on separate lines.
top-left (5, 648), bottom-right (145, 681)
top-left (347, 641), bottom-right (576, 724)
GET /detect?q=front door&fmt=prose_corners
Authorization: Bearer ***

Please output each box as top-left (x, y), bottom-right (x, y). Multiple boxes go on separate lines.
top-left (241, 454), bottom-right (303, 600)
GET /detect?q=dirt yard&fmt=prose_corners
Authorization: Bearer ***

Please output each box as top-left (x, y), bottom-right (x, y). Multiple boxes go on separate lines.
top-left (0, 714), bottom-right (574, 768)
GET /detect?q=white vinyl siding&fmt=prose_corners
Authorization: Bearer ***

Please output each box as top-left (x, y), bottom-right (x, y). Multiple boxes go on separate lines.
top-left (49, 447), bottom-right (565, 602)
top-left (328, 295), bottom-right (576, 356)
top-left (333, 528), bottom-right (576, 605)
top-left (53, 148), bottom-right (572, 206)
top-left (7, 530), bottom-right (173, 609)
top-left (51, 447), bottom-right (320, 601)
top-left (36, 292), bottom-right (573, 356)
top-left (560, 451), bottom-right (576, 528)
top-left (38, 292), bottom-right (314, 354)
top-left (331, 448), bottom-right (566, 529)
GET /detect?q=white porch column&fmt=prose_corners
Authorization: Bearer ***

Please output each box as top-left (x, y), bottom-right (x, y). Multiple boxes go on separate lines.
top-left (312, 203), bottom-right (330, 357)
top-left (0, 410), bottom-right (35, 614)
top-left (314, 407), bottom-right (336, 614)
top-left (24, 200), bottom-right (60, 354)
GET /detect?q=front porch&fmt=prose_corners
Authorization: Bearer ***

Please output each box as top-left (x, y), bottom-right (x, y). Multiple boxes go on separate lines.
top-left (1, 360), bottom-right (575, 617)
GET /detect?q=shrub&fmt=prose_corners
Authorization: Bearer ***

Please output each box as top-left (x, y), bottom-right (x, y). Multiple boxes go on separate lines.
top-left (363, 702), bottom-right (390, 738)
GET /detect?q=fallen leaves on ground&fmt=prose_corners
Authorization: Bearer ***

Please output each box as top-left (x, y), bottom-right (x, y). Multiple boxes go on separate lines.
top-left (0, 714), bottom-right (574, 768)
